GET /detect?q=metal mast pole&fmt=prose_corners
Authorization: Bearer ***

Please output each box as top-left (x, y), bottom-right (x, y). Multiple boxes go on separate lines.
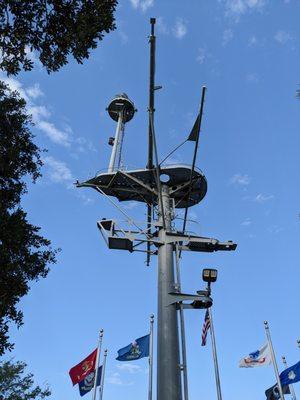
top-left (146, 18), bottom-right (156, 266)
top-left (99, 349), bottom-right (107, 400)
top-left (92, 329), bottom-right (104, 400)
top-left (282, 356), bottom-right (297, 400)
top-left (157, 185), bottom-right (182, 400)
top-left (208, 307), bottom-right (223, 400)
top-left (175, 245), bottom-right (189, 400)
top-left (108, 111), bottom-right (124, 173)
top-left (148, 314), bottom-right (154, 400)
top-left (264, 321), bottom-right (285, 400)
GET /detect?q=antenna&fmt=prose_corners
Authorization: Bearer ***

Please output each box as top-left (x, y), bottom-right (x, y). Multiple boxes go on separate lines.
top-left (146, 18), bottom-right (156, 266)
top-left (76, 18), bottom-right (237, 400)
top-left (107, 93), bottom-right (136, 173)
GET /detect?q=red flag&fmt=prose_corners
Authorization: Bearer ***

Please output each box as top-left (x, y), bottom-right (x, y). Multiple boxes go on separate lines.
top-left (69, 348), bottom-right (97, 385)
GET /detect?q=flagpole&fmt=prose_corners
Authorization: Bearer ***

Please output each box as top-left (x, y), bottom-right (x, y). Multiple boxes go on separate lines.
top-left (208, 307), bottom-right (222, 400)
top-left (264, 321), bottom-right (285, 400)
top-left (282, 356), bottom-right (297, 400)
top-left (175, 245), bottom-right (189, 400)
top-left (92, 329), bottom-right (104, 400)
top-left (99, 349), bottom-right (108, 400)
top-left (148, 314), bottom-right (154, 400)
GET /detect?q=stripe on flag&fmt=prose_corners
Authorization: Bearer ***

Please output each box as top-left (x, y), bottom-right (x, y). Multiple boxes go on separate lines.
top-left (201, 309), bottom-right (210, 346)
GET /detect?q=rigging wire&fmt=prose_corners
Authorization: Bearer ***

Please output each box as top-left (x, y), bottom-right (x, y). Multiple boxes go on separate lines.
top-left (159, 139), bottom-right (187, 167)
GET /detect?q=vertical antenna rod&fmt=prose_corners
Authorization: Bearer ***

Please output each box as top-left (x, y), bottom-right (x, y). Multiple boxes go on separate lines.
top-left (146, 18), bottom-right (156, 266)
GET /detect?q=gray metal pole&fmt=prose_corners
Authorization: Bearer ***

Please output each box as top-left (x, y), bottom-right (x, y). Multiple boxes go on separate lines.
top-left (208, 307), bottom-right (222, 400)
top-left (148, 314), bottom-right (154, 400)
top-left (99, 349), bottom-right (107, 400)
top-left (264, 321), bottom-right (285, 400)
top-left (157, 185), bottom-right (182, 400)
top-left (108, 112), bottom-right (124, 173)
top-left (92, 329), bottom-right (104, 400)
top-left (175, 245), bottom-right (189, 400)
top-left (282, 356), bottom-right (297, 400)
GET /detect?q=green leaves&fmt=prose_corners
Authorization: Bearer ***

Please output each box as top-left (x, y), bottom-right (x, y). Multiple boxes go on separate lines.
top-left (0, 82), bottom-right (58, 355)
top-left (0, 360), bottom-right (51, 400)
top-left (0, 0), bottom-right (118, 75)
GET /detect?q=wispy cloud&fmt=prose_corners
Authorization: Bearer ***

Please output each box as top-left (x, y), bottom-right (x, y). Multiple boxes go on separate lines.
top-left (155, 17), bottom-right (187, 40)
top-left (267, 225), bottom-right (283, 234)
top-left (246, 73), bottom-right (259, 83)
top-left (156, 17), bottom-right (169, 35)
top-left (1, 74), bottom-right (95, 151)
top-left (222, 28), bottom-right (234, 46)
top-left (37, 121), bottom-right (71, 147)
top-left (43, 156), bottom-right (93, 204)
top-left (173, 18), bottom-right (187, 39)
top-left (274, 30), bottom-right (293, 45)
top-left (221, 0), bottom-right (267, 19)
top-left (196, 47), bottom-right (211, 64)
top-left (26, 83), bottom-right (44, 99)
top-left (129, 0), bottom-right (154, 12)
top-left (241, 218), bottom-right (252, 226)
top-left (254, 193), bottom-right (274, 203)
top-left (248, 35), bottom-right (258, 46)
top-left (43, 156), bottom-right (74, 186)
top-left (107, 372), bottom-right (133, 386)
top-left (230, 173), bottom-right (251, 186)
top-left (117, 364), bottom-right (141, 374)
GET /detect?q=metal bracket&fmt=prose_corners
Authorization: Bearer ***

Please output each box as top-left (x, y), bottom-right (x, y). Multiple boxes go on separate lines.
top-left (167, 291), bottom-right (212, 309)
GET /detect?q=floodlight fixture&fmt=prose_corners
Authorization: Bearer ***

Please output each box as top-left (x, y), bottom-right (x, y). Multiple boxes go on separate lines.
top-left (202, 268), bottom-right (218, 283)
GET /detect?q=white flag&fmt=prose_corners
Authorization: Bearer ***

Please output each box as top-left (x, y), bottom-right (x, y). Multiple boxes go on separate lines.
top-left (239, 343), bottom-right (272, 368)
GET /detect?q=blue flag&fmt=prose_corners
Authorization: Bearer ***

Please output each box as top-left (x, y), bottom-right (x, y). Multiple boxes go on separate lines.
top-left (116, 334), bottom-right (150, 361)
top-left (78, 366), bottom-right (102, 397)
top-left (280, 361), bottom-right (300, 386)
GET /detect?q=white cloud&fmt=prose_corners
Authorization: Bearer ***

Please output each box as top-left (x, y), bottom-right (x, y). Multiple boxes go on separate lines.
top-left (26, 83), bottom-right (44, 99)
top-left (197, 47), bottom-right (208, 64)
top-left (107, 372), bottom-right (133, 386)
top-left (274, 30), bottom-right (293, 45)
top-left (222, 29), bottom-right (234, 46)
top-left (241, 218), bottom-right (252, 226)
top-left (248, 35), bottom-right (257, 46)
top-left (230, 173), bottom-right (251, 185)
top-left (129, 0), bottom-right (154, 12)
top-left (254, 193), bottom-right (274, 203)
top-left (246, 73), bottom-right (259, 83)
top-left (222, 0), bottom-right (267, 19)
top-left (1, 76), bottom-right (28, 101)
top-left (43, 156), bottom-right (73, 186)
top-left (173, 18), bottom-right (187, 39)
top-left (37, 120), bottom-right (71, 147)
top-left (24, 45), bottom-right (41, 67)
top-left (268, 225), bottom-right (283, 234)
top-left (156, 17), bottom-right (169, 35)
top-left (117, 364), bottom-right (141, 374)
top-left (0, 74), bottom-right (96, 152)
top-left (28, 105), bottom-right (51, 121)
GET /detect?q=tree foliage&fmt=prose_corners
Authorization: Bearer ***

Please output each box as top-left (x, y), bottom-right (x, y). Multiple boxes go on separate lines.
top-left (0, 81), bottom-right (57, 355)
top-left (0, 0), bottom-right (118, 75)
top-left (0, 359), bottom-right (50, 400)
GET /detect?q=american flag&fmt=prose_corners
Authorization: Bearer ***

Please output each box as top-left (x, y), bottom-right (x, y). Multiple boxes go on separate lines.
top-left (201, 309), bottom-right (211, 346)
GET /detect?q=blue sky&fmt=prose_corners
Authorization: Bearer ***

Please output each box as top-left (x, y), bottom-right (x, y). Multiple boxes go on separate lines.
top-left (2, 0), bottom-right (300, 399)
